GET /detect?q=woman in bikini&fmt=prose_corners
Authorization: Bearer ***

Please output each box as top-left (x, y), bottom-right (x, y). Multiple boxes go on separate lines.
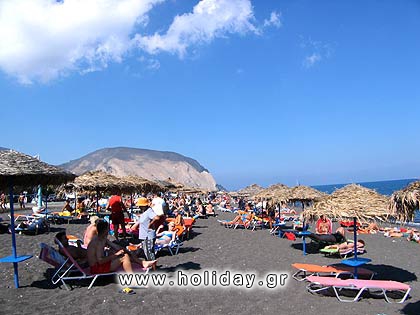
top-left (155, 222), bottom-right (178, 245)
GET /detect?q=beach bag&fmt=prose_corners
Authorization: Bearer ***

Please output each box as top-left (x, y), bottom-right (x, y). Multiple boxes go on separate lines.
top-left (284, 232), bottom-right (296, 241)
top-left (0, 222), bottom-right (10, 234)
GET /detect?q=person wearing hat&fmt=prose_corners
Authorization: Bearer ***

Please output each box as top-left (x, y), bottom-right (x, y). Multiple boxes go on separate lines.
top-left (135, 197), bottom-right (160, 261)
top-left (83, 216), bottom-right (99, 247)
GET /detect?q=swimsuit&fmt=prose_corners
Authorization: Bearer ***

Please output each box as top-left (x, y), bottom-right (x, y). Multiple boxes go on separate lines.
top-left (158, 231), bottom-right (173, 241)
top-left (90, 261), bottom-right (111, 274)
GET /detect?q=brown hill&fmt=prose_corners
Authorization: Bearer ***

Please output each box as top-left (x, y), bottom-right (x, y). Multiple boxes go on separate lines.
top-left (59, 147), bottom-right (217, 191)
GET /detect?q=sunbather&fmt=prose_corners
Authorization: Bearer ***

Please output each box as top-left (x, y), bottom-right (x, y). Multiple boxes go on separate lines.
top-left (324, 239), bottom-right (365, 251)
top-left (315, 215), bottom-right (332, 234)
top-left (155, 222), bottom-right (177, 245)
top-left (87, 220), bottom-right (156, 275)
top-left (56, 231), bottom-right (87, 264)
top-left (83, 216), bottom-right (99, 246)
top-left (61, 199), bottom-right (74, 215)
top-left (407, 230), bottom-right (420, 243)
top-left (206, 203), bottom-right (215, 216)
top-left (308, 227), bottom-right (347, 244)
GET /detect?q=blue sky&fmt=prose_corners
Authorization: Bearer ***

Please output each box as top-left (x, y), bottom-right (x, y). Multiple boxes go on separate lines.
top-left (1, 0), bottom-right (420, 190)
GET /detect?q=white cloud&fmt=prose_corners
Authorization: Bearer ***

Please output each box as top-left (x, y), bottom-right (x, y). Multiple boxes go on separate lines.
top-left (138, 56), bottom-right (160, 70)
top-left (0, 0), bottom-right (276, 84)
top-left (135, 0), bottom-right (259, 57)
top-left (263, 11), bottom-right (281, 28)
top-left (0, 0), bottom-right (163, 84)
top-left (300, 36), bottom-right (334, 69)
top-left (303, 53), bottom-right (321, 68)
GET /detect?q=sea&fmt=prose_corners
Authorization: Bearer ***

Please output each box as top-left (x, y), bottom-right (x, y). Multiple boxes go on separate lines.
top-left (312, 178), bottom-right (420, 223)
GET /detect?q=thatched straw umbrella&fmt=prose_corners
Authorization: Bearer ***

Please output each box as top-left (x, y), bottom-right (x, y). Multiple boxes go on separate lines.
top-left (236, 184), bottom-right (264, 197)
top-left (122, 175), bottom-right (164, 214)
top-left (0, 150), bottom-right (75, 288)
top-left (389, 181), bottom-right (420, 223)
top-left (287, 185), bottom-right (327, 209)
top-left (306, 184), bottom-right (389, 262)
top-left (70, 171), bottom-right (135, 211)
top-left (255, 183), bottom-right (290, 201)
top-left (305, 184), bottom-right (389, 223)
top-left (122, 175), bottom-right (164, 194)
top-left (156, 178), bottom-right (184, 190)
top-left (286, 185), bottom-right (326, 255)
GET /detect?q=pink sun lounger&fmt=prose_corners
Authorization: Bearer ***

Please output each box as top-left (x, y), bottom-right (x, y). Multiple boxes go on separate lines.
top-left (306, 275), bottom-right (411, 303)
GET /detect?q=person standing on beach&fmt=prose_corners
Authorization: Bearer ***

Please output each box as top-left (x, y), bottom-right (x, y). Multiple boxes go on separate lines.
top-left (18, 193), bottom-right (25, 209)
top-left (0, 192), bottom-right (6, 210)
top-left (107, 192), bottom-right (127, 241)
top-left (137, 197), bottom-right (160, 260)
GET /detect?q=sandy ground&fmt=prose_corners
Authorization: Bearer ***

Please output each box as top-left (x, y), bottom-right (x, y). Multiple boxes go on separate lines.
top-left (0, 204), bottom-right (419, 315)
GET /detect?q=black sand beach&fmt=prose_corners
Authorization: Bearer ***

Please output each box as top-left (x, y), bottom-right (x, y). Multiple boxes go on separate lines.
top-left (0, 207), bottom-right (419, 315)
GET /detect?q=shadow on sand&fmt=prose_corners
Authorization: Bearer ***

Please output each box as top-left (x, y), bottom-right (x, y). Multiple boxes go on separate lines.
top-left (158, 261), bottom-right (201, 273)
top-left (400, 300), bottom-right (420, 315)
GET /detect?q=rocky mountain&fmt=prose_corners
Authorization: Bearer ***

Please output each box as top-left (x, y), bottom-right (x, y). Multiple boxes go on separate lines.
top-left (60, 147), bottom-right (218, 191)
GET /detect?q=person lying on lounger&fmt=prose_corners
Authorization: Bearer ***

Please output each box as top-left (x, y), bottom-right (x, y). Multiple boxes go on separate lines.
top-left (220, 211), bottom-right (254, 226)
top-left (324, 239), bottom-right (365, 251)
top-left (308, 227), bottom-right (347, 244)
top-left (87, 220), bottom-right (156, 275)
top-left (407, 230), bottom-right (420, 243)
top-left (155, 222), bottom-right (178, 245)
top-left (56, 231), bottom-right (87, 264)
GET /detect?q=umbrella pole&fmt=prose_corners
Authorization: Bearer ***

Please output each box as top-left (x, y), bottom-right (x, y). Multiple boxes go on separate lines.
top-left (353, 217), bottom-right (358, 260)
top-left (96, 189), bottom-right (99, 215)
top-left (8, 180), bottom-right (19, 288)
top-left (130, 194), bottom-right (133, 219)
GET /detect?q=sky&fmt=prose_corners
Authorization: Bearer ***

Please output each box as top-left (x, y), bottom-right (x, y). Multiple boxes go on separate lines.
top-left (1, 0), bottom-right (420, 191)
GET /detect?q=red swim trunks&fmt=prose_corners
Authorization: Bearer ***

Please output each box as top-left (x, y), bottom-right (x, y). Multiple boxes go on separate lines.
top-left (91, 261), bottom-right (111, 274)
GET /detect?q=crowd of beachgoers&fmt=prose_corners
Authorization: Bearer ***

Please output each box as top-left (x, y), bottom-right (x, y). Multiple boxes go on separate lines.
top-left (0, 190), bottom-right (419, 314)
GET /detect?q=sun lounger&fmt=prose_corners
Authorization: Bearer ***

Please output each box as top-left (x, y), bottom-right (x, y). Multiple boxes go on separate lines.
top-left (291, 263), bottom-right (375, 281)
top-left (51, 239), bottom-right (149, 290)
top-left (306, 275), bottom-right (411, 303)
top-left (320, 245), bottom-right (365, 259)
top-left (155, 238), bottom-right (183, 256)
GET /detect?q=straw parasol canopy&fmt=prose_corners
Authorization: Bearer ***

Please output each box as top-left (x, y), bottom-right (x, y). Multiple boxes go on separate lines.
top-left (176, 186), bottom-right (208, 194)
top-left (0, 149), bottom-right (75, 288)
top-left (71, 170), bottom-right (135, 193)
top-left (287, 185), bottom-right (327, 203)
top-left (389, 181), bottom-right (420, 222)
top-left (0, 150), bottom-right (75, 189)
top-left (156, 177), bottom-right (184, 190)
top-left (122, 175), bottom-right (164, 193)
top-left (236, 184), bottom-right (264, 197)
top-left (305, 184), bottom-right (390, 223)
top-left (255, 183), bottom-right (290, 202)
